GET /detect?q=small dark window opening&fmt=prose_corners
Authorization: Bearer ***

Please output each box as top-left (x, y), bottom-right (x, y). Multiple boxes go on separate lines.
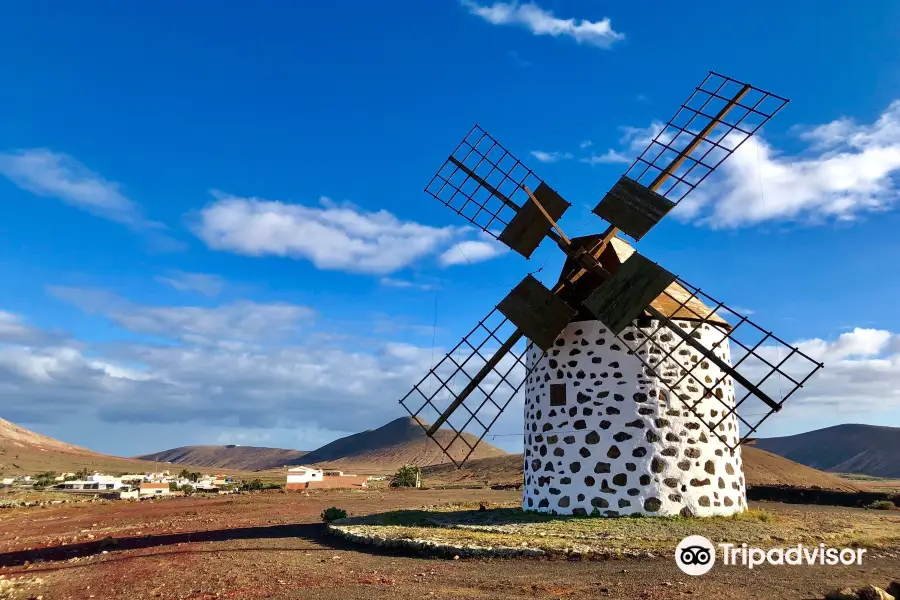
top-left (550, 383), bottom-right (567, 406)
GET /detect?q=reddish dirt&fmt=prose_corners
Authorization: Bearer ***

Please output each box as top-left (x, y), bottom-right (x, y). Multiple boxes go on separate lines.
top-left (0, 488), bottom-right (898, 600)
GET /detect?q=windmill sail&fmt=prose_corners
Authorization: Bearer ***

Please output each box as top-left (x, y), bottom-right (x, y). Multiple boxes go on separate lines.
top-left (593, 72), bottom-right (789, 241)
top-left (399, 307), bottom-right (540, 467)
top-left (425, 125), bottom-right (571, 258)
top-left (622, 71), bottom-right (788, 205)
top-left (610, 274), bottom-right (823, 450)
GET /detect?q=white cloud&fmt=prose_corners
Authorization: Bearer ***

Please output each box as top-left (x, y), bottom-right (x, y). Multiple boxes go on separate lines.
top-left (379, 277), bottom-right (441, 291)
top-left (508, 50), bottom-right (531, 67)
top-left (155, 271), bottom-right (224, 297)
top-left (580, 149), bottom-right (631, 165)
top-left (0, 323), bottom-right (440, 435)
top-left (1, 297), bottom-right (899, 452)
top-left (774, 328), bottom-right (900, 416)
top-left (530, 150), bottom-right (573, 163)
top-left (667, 101), bottom-right (900, 227)
top-left (48, 286), bottom-right (315, 346)
top-left (438, 235), bottom-right (508, 266)
top-left (0, 149), bottom-right (162, 230)
top-left (461, 1), bottom-right (624, 48)
top-left (0, 311), bottom-right (46, 344)
top-left (569, 122), bottom-right (669, 168)
top-left (796, 327), bottom-right (893, 363)
top-left (192, 191), bottom-right (500, 274)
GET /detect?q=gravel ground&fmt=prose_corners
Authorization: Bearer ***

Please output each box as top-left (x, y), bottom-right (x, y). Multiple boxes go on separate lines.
top-left (0, 488), bottom-right (898, 599)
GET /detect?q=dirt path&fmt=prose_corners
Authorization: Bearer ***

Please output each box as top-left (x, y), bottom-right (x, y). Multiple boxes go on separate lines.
top-left (0, 489), bottom-right (897, 599)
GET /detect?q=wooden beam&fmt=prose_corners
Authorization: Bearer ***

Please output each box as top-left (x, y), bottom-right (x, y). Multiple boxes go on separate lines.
top-left (448, 156), bottom-right (520, 211)
top-left (522, 184), bottom-right (570, 247)
top-left (643, 305), bottom-right (781, 413)
top-left (560, 83), bottom-right (753, 291)
top-left (648, 84), bottom-right (751, 192)
top-left (426, 330), bottom-right (524, 436)
top-left (592, 176), bottom-right (677, 241)
top-left (583, 253), bottom-right (676, 334)
top-left (498, 182), bottom-right (570, 258)
top-left (497, 275), bottom-right (576, 351)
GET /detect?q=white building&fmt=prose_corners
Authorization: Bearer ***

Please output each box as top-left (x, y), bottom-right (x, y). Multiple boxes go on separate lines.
top-left (60, 479), bottom-right (122, 491)
top-left (86, 474), bottom-right (125, 489)
top-left (139, 482), bottom-right (171, 497)
top-left (286, 466), bottom-right (323, 490)
top-left (521, 237), bottom-right (745, 518)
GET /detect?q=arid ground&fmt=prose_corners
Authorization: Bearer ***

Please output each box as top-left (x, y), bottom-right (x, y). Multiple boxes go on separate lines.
top-left (1, 488), bottom-right (899, 600)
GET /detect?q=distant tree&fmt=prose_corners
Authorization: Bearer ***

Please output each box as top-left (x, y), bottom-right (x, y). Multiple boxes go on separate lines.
top-left (169, 482), bottom-right (178, 492)
top-left (75, 468), bottom-right (90, 480)
top-left (390, 465), bottom-right (422, 488)
top-left (179, 469), bottom-right (191, 479)
top-left (240, 479), bottom-right (265, 491)
top-left (189, 472), bottom-right (201, 483)
top-left (180, 484), bottom-right (194, 495)
top-left (33, 471), bottom-right (58, 489)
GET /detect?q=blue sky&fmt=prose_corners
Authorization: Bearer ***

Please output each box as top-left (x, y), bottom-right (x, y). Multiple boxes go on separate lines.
top-left (1, 1), bottom-right (900, 456)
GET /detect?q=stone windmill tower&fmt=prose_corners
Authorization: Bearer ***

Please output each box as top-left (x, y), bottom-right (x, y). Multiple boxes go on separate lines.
top-left (400, 72), bottom-right (824, 517)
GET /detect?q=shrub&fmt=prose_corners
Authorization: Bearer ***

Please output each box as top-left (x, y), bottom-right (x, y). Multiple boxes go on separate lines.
top-left (240, 479), bottom-right (265, 491)
top-left (390, 464), bottom-right (422, 488)
top-left (321, 506), bottom-right (347, 522)
top-left (239, 479), bottom-right (282, 492)
top-left (867, 500), bottom-right (894, 510)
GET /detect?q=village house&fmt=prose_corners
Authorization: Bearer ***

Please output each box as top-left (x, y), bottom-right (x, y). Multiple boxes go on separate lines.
top-left (285, 466), bottom-right (324, 490)
top-left (59, 478), bottom-right (123, 491)
top-left (285, 466), bottom-right (368, 490)
top-left (139, 482), bottom-right (171, 497)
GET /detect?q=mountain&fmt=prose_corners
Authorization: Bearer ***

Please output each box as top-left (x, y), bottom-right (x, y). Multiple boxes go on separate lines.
top-left (295, 416), bottom-right (508, 470)
top-left (0, 417), bottom-right (172, 475)
top-left (134, 445), bottom-right (308, 471)
top-left (422, 447), bottom-right (860, 492)
top-left (754, 424), bottom-right (900, 478)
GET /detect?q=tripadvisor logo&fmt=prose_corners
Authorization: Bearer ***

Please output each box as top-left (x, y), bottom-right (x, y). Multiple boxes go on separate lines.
top-left (675, 536), bottom-right (867, 576)
top-left (676, 536), bottom-right (716, 576)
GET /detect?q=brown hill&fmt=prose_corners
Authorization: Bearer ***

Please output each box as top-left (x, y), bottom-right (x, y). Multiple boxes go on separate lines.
top-left (422, 446), bottom-right (860, 492)
top-left (0, 417), bottom-right (177, 476)
top-left (296, 417), bottom-right (508, 470)
top-left (754, 424), bottom-right (900, 478)
top-left (135, 445), bottom-right (308, 471)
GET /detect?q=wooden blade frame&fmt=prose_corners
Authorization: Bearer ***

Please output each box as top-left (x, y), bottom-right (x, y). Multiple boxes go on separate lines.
top-left (614, 280), bottom-right (824, 451)
top-left (593, 71), bottom-right (789, 241)
top-left (403, 73), bottom-right (803, 467)
top-left (399, 308), bottom-right (537, 468)
top-left (424, 126), bottom-right (571, 258)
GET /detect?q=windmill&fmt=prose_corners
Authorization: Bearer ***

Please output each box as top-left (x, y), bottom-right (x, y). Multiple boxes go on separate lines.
top-left (400, 72), bottom-right (824, 517)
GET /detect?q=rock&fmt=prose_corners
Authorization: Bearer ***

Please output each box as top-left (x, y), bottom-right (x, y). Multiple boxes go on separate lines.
top-left (825, 589), bottom-right (865, 600)
top-left (857, 586), bottom-right (895, 600)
